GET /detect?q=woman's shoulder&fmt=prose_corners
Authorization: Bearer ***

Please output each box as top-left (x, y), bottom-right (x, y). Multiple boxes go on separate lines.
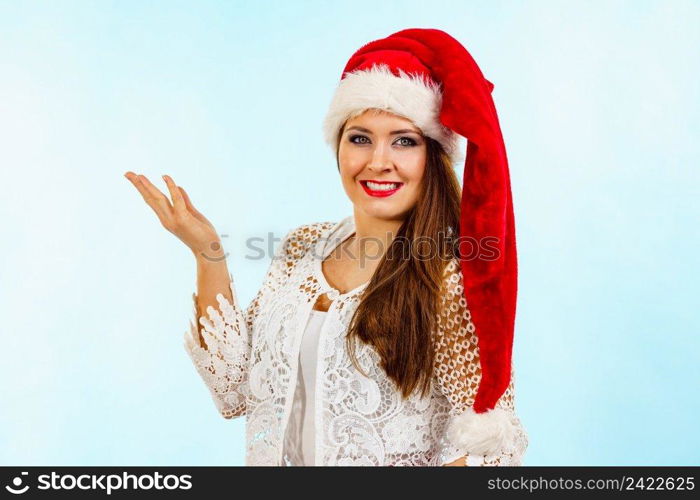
top-left (287, 220), bottom-right (337, 240)
top-left (278, 219), bottom-right (337, 260)
top-left (440, 257), bottom-right (464, 295)
top-left (284, 219), bottom-right (337, 246)
top-left (437, 256), bottom-right (474, 320)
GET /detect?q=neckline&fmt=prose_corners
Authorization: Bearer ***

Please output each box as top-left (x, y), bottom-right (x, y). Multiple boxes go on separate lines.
top-left (312, 215), bottom-right (371, 299)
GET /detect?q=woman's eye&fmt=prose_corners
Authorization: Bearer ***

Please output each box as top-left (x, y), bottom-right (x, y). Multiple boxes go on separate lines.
top-left (396, 137), bottom-right (417, 147)
top-left (349, 134), bottom-right (369, 144)
top-left (349, 135), bottom-right (417, 147)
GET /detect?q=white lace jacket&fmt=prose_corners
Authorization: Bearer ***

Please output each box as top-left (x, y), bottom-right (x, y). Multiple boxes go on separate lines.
top-left (183, 215), bottom-right (529, 466)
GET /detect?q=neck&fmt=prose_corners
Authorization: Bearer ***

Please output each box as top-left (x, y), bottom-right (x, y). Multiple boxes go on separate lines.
top-left (349, 209), bottom-right (405, 261)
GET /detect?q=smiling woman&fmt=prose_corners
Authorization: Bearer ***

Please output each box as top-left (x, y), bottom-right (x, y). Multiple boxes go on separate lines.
top-left (337, 109), bottom-right (428, 220)
top-left (126, 28), bottom-right (528, 466)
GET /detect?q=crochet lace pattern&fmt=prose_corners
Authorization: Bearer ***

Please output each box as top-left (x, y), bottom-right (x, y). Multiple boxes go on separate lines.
top-left (183, 221), bottom-right (528, 466)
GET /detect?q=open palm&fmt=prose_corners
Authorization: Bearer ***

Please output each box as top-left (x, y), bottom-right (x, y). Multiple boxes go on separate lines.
top-left (124, 172), bottom-right (221, 258)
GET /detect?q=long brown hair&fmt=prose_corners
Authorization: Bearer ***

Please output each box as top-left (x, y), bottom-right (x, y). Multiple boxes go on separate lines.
top-left (335, 114), bottom-right (463, 399)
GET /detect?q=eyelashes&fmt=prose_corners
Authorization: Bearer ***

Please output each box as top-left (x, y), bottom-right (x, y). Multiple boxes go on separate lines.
top-left (348, 134), bottom-right (419, 147)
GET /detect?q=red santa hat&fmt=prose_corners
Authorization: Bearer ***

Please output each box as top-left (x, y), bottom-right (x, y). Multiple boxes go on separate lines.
top-left (322, 28), bottom-right (519, 456)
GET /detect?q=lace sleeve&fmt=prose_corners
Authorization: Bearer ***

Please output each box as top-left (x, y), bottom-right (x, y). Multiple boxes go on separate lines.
top-left (182, 226), bottom-right (298, 420)
top-left (433, 259), bottom-right (529, 466)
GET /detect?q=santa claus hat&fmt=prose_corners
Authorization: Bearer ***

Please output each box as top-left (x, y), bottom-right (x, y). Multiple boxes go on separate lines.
top-left (322, 28), bottom-right (518, 456)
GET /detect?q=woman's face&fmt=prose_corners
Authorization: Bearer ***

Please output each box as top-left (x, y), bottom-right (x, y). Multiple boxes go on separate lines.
top-left (338, 109), bottom-right (427, 222)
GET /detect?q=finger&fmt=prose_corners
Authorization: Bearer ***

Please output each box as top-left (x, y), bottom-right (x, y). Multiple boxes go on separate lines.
top-left (162, 174), bottom-right (186, 213)
top-left (125, 174), bottom-right (171, 225)
top-left (135, 174), bottom-right (174, 224)
top-left (179, 186), bottom-right (213, 225)
top-left (138, 175), bottom-right (173, 210)
top-left (124, 171), bottom-right (142, 186)
top-left (178, 186), bottom-right (201, 216)
top-left (125, 173), bottom-right (154, 204)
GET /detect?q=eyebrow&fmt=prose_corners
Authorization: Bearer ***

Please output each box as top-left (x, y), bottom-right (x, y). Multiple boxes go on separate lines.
top-left (345, 126), bottom-right (422, 135)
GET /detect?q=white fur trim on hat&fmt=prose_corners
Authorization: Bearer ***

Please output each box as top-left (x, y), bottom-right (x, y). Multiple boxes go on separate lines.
top-left (322, 63), bottom-right (464, 165)
top-left (445, 406), bottom-right (518, 456)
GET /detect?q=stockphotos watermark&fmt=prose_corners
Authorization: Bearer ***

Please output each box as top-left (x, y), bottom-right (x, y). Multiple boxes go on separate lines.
top-left (197, 231), bottom-right (502, 267)
top-left (4, 470), bottom-right (192, 495)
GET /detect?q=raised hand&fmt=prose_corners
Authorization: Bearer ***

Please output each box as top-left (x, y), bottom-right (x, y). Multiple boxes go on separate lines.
top-left (124, 172), bottom-right (224, 260)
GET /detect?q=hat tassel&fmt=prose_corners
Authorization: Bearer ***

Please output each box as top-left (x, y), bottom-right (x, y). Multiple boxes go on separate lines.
top-left (446, 406), bottom-right (517, 456)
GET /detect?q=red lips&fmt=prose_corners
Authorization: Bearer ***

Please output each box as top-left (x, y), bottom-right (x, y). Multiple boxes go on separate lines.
top-left (359, 180), bottom-right (404, 198)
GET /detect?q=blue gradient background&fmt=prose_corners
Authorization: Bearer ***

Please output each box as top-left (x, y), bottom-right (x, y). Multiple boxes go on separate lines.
top-left (1, 0), bottom-right (698, 466)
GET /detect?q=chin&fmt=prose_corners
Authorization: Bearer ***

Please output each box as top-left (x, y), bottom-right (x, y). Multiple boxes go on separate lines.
top-left (358, 202), bottom-right (409, 221)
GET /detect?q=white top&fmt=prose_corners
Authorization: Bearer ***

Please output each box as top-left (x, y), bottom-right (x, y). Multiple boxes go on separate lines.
top-left (183, 215), bottom-right (529, 466)
top-left (281, 308), bottom-right (328, 466)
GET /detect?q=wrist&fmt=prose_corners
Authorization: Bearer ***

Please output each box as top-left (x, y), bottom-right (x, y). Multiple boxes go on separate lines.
top-left (193, 245), bottom-right (228, 265)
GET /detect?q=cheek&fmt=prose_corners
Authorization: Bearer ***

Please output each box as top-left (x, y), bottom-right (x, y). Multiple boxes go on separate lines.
top-left (399, 146), bottom-right (426, 179)
top-left (338, 156), bottom-right (364, 182)
top-left (338, 148), bottom-right (361, 170)
top-left (338, 165), bottom-right (361, 193)
top-left (406, 158), bottom-right (427, 184)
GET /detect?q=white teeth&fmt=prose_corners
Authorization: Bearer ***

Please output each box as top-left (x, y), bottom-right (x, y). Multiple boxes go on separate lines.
top-left (366, 181), bottom-right (399, 191)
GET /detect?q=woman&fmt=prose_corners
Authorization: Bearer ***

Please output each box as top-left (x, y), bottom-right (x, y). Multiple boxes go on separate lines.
top-left (125, 28), bottom-right (528, 466)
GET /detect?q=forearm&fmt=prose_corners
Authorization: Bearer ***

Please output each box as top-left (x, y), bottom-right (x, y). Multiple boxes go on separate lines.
top-left (194, 249), bottom-right (234, 350)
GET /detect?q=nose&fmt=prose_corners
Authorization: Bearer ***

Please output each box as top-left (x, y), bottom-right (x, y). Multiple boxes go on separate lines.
top-left (367, 143), bottom-right (394, 172)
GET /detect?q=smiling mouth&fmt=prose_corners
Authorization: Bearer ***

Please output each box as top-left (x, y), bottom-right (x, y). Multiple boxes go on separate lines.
top-left (359, 180), bottom-right (404, 197)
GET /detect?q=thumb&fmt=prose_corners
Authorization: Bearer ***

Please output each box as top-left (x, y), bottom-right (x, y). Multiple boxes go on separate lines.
top-left (179, 186), bottom-right (212, 223)
top-left (179, 186), bottom-right (199, 214)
